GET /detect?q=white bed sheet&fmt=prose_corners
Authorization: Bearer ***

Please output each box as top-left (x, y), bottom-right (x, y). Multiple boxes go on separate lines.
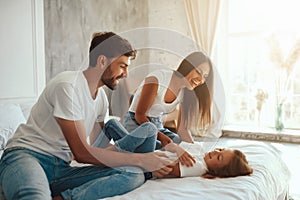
top-left (104, 138), bottom-right (290, 200)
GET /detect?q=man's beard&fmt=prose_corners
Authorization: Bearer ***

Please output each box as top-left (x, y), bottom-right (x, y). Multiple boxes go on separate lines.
top-left (101, 65), bottom-right (124, 90)
top-left (102, 76), bottom-right (117, 90)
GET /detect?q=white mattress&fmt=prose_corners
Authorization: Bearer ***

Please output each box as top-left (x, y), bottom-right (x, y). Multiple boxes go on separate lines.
top-left (104, 138), bottom-right (290, 200)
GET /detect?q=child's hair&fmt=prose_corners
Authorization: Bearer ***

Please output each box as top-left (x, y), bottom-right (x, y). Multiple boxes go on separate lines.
top-left (208, 149), bottom-right (253, 178)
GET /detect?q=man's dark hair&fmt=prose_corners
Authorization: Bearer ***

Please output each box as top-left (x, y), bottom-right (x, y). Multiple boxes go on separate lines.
top-left (89, 32), bottom-right (137, 67)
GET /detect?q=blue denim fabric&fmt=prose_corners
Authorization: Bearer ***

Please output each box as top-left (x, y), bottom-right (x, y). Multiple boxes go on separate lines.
top-left (123, 112), bottom-right (181, 149)
top-left (93, 119), bottom-right (157, 153)
top-left (0, 148), bottom-right (145, 200)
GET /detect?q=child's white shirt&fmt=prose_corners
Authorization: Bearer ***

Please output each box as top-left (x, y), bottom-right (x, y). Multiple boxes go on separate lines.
top-left (159, 141), bottom-right (208, 177)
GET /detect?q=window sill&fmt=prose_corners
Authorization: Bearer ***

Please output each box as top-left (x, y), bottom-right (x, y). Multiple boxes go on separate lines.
top-left (222, 125), bottom-right (300, 144)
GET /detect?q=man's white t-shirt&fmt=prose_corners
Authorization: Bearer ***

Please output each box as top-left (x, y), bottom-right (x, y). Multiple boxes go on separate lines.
top-left (6, 71), bottom-right (108, 162)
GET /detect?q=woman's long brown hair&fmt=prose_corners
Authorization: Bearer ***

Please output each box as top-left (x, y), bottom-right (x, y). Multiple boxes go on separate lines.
top-left (176, 51), bottom-right (214, 129)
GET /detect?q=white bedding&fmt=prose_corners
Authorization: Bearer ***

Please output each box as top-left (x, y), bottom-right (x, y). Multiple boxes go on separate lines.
top-left (104, 139), bottom-right (290, 200)
top-left (0, 103), bottom-right (291, 200)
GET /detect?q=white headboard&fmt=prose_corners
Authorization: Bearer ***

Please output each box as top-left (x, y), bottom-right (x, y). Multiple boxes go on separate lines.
top-left (0, 0), bottom-right (45, 104)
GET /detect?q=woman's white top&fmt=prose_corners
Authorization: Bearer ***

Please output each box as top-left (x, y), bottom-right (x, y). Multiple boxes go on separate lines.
top-left (129, 69), bottom-right (183, 118)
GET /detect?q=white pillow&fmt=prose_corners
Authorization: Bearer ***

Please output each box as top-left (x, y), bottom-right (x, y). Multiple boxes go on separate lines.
top-left (0, 127), bottom-right (14, 150)
top-left (0, 103), bottom-right (26, 149)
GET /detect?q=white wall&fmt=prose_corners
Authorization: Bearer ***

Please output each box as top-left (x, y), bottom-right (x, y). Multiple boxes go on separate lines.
top-left (43, 0), bottom-right (149, 81)
top-left (147, 0), bottom-right (195, 69)
top-left (0, 0), bottom-right (191, 105)
top-left (124, 0), bottom-right (196, 92)
top-left (0, 0), bottom-right (45, 103)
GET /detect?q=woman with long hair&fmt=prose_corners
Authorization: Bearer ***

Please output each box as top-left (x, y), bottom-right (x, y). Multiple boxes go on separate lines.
top-left (123, 51), bottom-right (214, 149)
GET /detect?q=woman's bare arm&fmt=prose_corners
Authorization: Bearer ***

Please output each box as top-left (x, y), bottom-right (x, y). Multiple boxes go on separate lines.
top-left (135, 76), bottom-right (172, 146)
top-left (134, 76), bottom-right (158, 124)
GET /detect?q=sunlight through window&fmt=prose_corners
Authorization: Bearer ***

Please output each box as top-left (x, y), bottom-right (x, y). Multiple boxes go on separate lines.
top-left (217, 0), bottom-right (300, 130)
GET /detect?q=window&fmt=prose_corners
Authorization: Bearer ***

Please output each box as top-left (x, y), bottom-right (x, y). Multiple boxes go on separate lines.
top-left (216, 0), bottom-right (300, 130)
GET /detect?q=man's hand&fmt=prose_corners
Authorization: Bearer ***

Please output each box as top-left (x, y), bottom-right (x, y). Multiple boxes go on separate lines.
top-left (140, 151), bottom-right (175, 177)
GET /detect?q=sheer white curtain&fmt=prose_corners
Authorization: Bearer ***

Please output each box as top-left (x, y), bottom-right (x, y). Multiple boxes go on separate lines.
top-left (184, 0), bottom-right (221, 56)
top-left (184, 0), bottom-right (224, 138)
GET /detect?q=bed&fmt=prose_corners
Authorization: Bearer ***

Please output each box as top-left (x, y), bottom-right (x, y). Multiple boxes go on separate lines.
top-left (0, 103), bottom-right (291, 200)
top-left (104, 138), bottom-right (290, 200)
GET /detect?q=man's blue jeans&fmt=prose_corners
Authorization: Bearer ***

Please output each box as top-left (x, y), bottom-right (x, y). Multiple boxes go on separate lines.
top-left (0, 121), bottom-right (157, 200)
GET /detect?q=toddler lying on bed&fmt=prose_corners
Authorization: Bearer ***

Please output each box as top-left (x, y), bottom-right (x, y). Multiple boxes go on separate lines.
top-left (162, 142), bottom-right (253, 178)
top-left (98, 119), bottom-right (252, 179)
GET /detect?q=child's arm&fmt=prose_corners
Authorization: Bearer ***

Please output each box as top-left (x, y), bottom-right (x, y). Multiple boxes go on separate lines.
top-left (164, 143), bottom-right (195, 167)
top-left (169, 162), bottom-right (181, 177)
